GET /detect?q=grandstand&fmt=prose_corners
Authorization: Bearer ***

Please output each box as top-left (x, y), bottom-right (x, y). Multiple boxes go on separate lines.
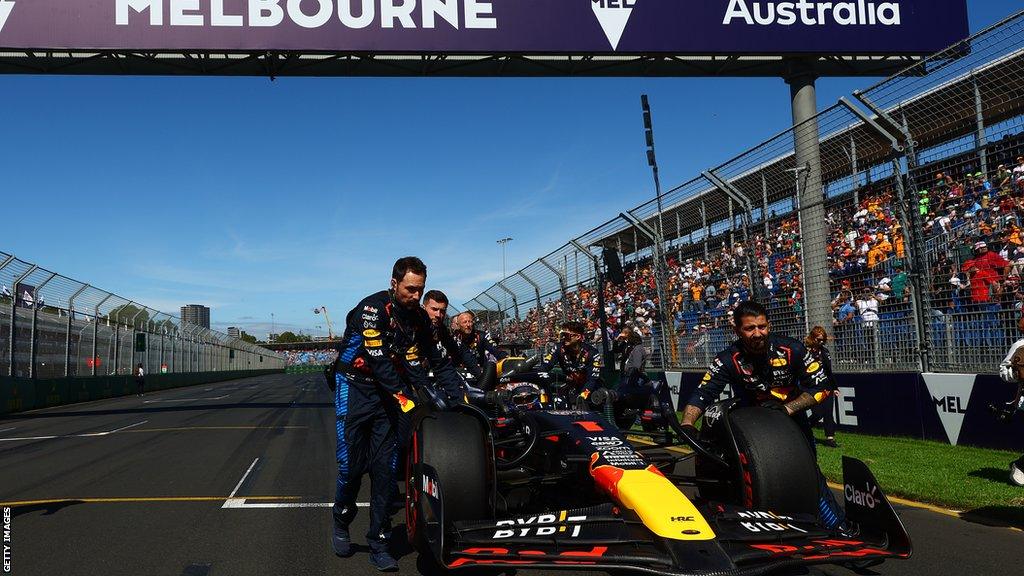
top-left (478, 12), bottom-right (1024, 376)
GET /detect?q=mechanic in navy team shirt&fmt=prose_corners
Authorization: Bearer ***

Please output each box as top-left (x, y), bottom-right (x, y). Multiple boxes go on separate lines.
top-left (680, 300), bottom-right (843, 528)
top-left (453, 310), bottom-right (508, 368)
top-left (329, 257), bottom-right (463, 571)
top-left (537, 320), bottom-right (604, 407)
top-left (421, 289), bottom-right (481, 392)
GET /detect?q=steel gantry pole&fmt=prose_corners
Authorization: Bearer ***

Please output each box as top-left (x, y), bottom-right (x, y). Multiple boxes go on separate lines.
top-left (28, 272), bottom-right (57, 379)
top-left (785, 60), bottom-right (832, 342)
top-left (65, 284), bottom-right (89, 377)
top-left (91, 294), bottom-right (113, 376)
top-left (516, 270), bottom-right (544, 345)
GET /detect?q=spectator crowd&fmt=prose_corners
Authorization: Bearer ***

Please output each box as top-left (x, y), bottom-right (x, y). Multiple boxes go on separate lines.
top-left (497, 151), bottom-right (1024, 369)
top-left (284, 349), bottom-right (338, 366)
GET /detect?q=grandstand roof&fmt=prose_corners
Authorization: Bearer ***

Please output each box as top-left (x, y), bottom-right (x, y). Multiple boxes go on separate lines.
top-left (594, 48), bottom-right (1024, 256)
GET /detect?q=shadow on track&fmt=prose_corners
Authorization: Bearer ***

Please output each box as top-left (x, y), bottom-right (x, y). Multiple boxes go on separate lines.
top-left (10, 500), bottom-right (84, 518)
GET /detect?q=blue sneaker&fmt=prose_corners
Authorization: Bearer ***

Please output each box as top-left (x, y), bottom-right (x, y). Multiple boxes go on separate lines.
top-left (369, 550), bottom-right (398, 572)
top-left (331, 524), bottom-right (352, 557)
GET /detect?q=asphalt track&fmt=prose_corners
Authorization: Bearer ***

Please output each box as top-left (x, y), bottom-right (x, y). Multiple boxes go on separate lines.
top-left (0, 372), bottom-right (1021, 576)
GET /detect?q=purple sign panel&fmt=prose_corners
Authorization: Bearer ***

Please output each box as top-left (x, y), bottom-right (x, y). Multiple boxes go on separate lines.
top-left (0, 1), bottom-right (969, 55)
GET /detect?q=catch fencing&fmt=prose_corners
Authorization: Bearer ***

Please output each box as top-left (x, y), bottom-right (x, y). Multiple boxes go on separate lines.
top-left (466, 10), bottom-right (1024, 375)
top-left (0, 251), bottom-right (286, 379)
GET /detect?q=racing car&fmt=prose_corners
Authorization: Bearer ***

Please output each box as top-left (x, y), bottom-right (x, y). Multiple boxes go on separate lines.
top-left (405, 359), bottom-right (912, 575)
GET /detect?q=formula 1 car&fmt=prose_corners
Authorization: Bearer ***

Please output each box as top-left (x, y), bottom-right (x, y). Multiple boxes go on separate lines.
top-left (404, 360), bottom-right (912, 575)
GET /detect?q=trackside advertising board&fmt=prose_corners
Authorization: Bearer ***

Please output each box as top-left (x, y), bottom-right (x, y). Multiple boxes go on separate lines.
top-left (0, 1), bottom-right (968, 54)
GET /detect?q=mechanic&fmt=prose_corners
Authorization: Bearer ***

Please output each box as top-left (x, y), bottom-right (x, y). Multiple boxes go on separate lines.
top-left (330, 256), bottom-right (463, 571)
top-left (997, 311), bottom-right (1024, 486)
top-left (680, 300), bottom-right (843, 529)
top-left (537, 320), bottom-right (604, 408)
top-left (422, 289), bottom-right (481, 394)
top-left (805, 326), bottom-right (840, 448)
top-left (453, 310), bottom-right (508, 368)
top-left (603, 325), bottom-right (671, 428)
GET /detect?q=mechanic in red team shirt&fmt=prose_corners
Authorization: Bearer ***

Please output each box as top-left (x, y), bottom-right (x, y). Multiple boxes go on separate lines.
top-left (680, 300), bottom-right (844, 529)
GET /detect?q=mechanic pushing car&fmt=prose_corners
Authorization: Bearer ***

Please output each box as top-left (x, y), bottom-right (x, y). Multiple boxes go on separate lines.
top-left (454, 310), bottom-right (508, 368)
top-left (422, 289), bottom-right (480, 396)
top-left (997, 310), bottom-right (1024, 486)
top-left (329, 256), bottom-right (464, 571)
top-left (537, 320), bottom-right (604, 408)
top-left (680, 300), bottom-right (844, 528)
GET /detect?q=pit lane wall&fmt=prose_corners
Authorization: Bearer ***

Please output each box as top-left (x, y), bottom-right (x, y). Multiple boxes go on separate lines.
top-left (663, 371), bottom-right (1024, 452)
top-left (0, 369), bottom-right (283, 415)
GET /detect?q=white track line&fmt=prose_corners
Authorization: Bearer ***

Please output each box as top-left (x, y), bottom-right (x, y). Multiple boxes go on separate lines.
top-left (221, 457), bottom-right (366, 510)
top-left (107, 421), bottom-right (149, 434)
top-left (143, 395), bottom-right (229, 404)
top-left (0, 420), bottom-right (148, 442)
top-left (0, 427), bottom-right (16, 433)
top-left (224, 501), bottom-right (367, 509)
top-left (222, 457), bottom-right (260, 508)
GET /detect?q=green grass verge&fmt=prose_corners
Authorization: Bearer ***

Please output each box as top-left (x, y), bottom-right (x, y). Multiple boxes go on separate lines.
top-left (813, 429), bottom-right (1024, 514)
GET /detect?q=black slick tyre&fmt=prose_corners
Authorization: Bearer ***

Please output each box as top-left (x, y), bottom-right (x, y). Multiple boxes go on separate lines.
top-left (728, 407), bottom-right (819, 515)
top-left (407, 411), bottom-right (490, 559)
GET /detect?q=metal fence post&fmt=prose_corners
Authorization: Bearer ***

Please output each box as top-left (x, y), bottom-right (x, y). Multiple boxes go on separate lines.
top-left (538, 257), bottom-right (568, 324)
top-left (91, 294), bottom-right (113, 376)
top-left (481, 293), bottom-right (503, 334)
top-left (613, 216), bottom-right (672, 368)
top-left (700, 200), bottom-right (709, 259)
top-left (517, 270), bottom-right (544, 345)
top-left (496, 281), bottom-right (520, 322)
top-left (761, 174), bottom-right (769, 239)
top-left (850, 134), bottom-right (860, 206)
top-left (569, 240), bottom-right (615, 367)
top-left (972, 74), bottom-right (988, 176)
top-left (28, 272), bottom-right (57, 379)
top-left (65, 284), bottom-right (89, 377)
top-left (129, 309), bottom-right (143, 373)
top-left (8, 265), bottom-right (38, 377)
top-left (849, 93), bottom-right (933, 372)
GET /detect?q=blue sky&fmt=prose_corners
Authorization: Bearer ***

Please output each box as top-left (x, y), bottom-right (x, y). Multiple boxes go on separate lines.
top-left (1, 2), bottom-right (1015, 339)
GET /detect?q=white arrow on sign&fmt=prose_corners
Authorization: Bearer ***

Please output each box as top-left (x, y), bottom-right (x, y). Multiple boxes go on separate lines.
top-left (0, 1), bottom-right (14, 35)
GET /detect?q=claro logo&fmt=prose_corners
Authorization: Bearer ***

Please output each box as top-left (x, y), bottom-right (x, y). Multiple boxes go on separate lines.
top-left (845, 482), bottom-right (879, 509)
top-left (723, 0), bottom-right (902, 26)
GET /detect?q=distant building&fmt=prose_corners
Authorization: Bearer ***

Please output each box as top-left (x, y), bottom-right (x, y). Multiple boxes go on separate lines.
top-left (227, 327), bottom-right (241, 338)
top-left (268, 333), bottom-right (280, 343)
top-left (181, 304), bottom-right (211, 329)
